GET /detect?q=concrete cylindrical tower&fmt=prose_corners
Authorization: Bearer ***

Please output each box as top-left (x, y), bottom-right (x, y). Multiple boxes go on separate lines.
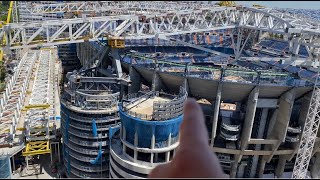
top-left (61, 71), bottom-right (120, 178)
top-left (110, 88), bottom-right (187, 178)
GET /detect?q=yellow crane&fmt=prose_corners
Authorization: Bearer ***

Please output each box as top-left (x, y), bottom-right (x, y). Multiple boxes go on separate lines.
top-left (0, 1), bottom-right (14, 63)
top-left (216, 1), bottom-right (236, 7)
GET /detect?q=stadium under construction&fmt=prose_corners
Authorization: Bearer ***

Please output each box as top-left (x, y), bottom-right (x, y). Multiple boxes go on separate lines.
top-left (0, 1), bottom-right (320, 179)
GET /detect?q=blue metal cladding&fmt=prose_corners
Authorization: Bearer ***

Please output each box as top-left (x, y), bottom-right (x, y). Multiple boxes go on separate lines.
top-left (119, 107), bottom-right (183, 148)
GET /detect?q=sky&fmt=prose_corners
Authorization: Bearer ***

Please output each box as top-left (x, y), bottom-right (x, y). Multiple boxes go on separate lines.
top-left (210, 1), bottom-right (320, 10)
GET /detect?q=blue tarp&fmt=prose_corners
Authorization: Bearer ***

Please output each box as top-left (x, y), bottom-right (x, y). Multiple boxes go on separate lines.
top-left (90, 119), bottom-right (104, 165)
top-left (90, 143), bottom-right (104, 165)
top-left (0, 156), bottom-right (10, 179)
top-left (92, 119), bottom-right (98, 138)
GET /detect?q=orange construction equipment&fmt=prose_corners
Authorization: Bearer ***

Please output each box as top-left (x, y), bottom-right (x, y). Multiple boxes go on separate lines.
top-left (216, 1), bottom-right (236, 7)
top-left (194, 34), bottom-right (198, 45)
top-left (206, 35), bottom-right (211, 44)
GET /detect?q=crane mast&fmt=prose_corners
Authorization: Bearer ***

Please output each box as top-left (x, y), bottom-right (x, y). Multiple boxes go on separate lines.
top-left (292, 73), bottom-right (320, 179)
top-left (0, 1), bottom-right (14, 63)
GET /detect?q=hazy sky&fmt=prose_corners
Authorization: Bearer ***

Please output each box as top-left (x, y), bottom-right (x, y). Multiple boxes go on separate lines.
top-left (210, 1), bottom-right (320, 10)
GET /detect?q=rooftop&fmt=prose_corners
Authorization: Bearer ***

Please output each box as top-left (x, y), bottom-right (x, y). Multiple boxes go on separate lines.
top-left (126, 96), bottom-right (170, 119)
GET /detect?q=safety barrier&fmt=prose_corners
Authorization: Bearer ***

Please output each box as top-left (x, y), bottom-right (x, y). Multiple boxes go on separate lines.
top-left (60, 108), bottom-right (119, 123)
top-left (153, 87), bottom-right (187, 120)
top-left (123, 87), bottom-right (187, 121)
top-left (76, 92), bottom-right (119, 110)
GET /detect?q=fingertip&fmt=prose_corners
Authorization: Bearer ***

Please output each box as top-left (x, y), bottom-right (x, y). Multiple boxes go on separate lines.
top-left (179, 98), bottom-right (208, 148)
top-left (183, 98), bottom-right (201, 114)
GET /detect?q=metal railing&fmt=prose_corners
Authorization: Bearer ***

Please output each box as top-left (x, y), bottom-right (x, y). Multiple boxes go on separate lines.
top-left (153, 87), bottom-right (187, 120)
top-left (123, 87), bottom-right (187, 121)
top-left (0, 50), bottom-right (37, 145)
top-left (60, 109), bottom-right (119, 123)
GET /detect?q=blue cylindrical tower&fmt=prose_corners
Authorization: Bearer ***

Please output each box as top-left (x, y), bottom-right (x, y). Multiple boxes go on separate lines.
top-left (109, 88), bottom-right (187, 178)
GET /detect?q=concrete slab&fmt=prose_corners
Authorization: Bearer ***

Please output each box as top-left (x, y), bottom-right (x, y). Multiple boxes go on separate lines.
top-left (129, 96), bottom-right (170, 117)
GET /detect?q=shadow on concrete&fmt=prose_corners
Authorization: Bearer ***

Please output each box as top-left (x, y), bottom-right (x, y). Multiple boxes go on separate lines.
top-left (39, 154), bottom-right (58, 178)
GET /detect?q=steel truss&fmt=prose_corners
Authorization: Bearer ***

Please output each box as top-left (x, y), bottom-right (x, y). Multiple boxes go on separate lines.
top-left (2, 6), bottom-right (318, 50)
top-left (25, 1), bottom-right (216, 14)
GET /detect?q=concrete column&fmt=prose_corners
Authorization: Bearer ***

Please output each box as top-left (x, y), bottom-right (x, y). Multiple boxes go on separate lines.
top-left (289, 92), bottom-right (311, 160)
top-left (237, 162), bottom-right (246, 178)
top-left (266, 109), bottom-right (278, 138)
top-left (12, 155), bottom-right (15, 172)
top-left (182, 78), bottom-right (189, 95)
top-left (150, 134), bottom-right (155, 166)
top-left (230, 154), bottom-right (240, 178)
top-left (134, 131), bottom-right (138, 162)
top-left (250, 108), bottom-right (269, 178)
top-left (258, 158), bottom-right (267, 178)
top-left (275, 156), bottom-right (286, 178)
top-left (58, 143), bottom-right (61, 163)
top-left (128, 66), bottom-right (141, 94)
top-left (152, 72), bottom-right (162, 92)
top-left (110, 48), bottom-right (123, 78)
top-left (240, 87), bottom-right (259, 151)
top-left (50, 144), bottom-right (53, 163)
top-left (165, 133), bottom-right (172, 162)
top-left (289, 37), bottom-right (301, 63)
top-left (122, 126), bottom-right (126, 153)
top-left (120, 84), bottom-right (125, 101)
top-left (210, 83), bottom-right (222, 146)
top-left (298, 92), bottom-right (312, 126)
top-left (265, 89), bottom-right (296, 162)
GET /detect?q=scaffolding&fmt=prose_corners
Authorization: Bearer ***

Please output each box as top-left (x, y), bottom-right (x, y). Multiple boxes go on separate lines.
top-left (61, 69), bottom-right (121, 178)
top-left (23, 48), bottom-right (58, 161)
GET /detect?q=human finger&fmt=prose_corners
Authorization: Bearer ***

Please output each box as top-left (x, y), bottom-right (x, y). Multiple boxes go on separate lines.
top-left (179, 98), bottom-right (209, 150)
top-left (148, 161), bottom-right (172, 178)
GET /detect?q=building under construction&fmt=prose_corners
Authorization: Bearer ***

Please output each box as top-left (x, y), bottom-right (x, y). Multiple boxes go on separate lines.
top-left (0, 1), bottom-right (320, 179)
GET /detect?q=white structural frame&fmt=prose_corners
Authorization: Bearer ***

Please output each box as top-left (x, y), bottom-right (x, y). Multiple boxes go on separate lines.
top-left (0, 50), bottom-right (37, 145)
top-left (1, 4), bottom-right (320, 63)
top-left (25, 1), bottom-right (216, 14)
top-left (25, 48), bottom-right (57, 142)
top-left (2, 2), bottom-right (320, 178)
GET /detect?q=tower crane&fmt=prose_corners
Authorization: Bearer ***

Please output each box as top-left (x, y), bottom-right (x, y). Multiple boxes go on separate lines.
top-left (0, 1), bottom-right (14, 63)
top-left (0, 1), bottom-right (14, 90)
top-left (292, 72), bottom-right (320, 178)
